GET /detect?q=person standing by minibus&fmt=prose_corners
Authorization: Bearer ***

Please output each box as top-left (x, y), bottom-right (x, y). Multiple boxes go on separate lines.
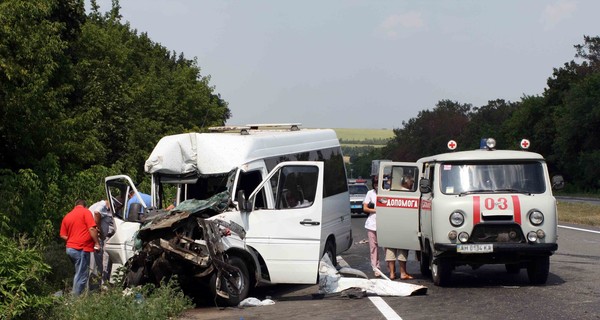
top-left (363, 176), bottom-right (381, 277)
top-left (60, 199), bottom-right (100, 296)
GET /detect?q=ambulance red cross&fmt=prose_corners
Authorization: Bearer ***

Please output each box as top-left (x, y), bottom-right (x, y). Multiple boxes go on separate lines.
top-left (376, 138), bottom-right (564, 286)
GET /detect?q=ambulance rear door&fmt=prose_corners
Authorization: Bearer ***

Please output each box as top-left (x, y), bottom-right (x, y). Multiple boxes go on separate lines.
top-left (376, 162), bottom-right (422, 251)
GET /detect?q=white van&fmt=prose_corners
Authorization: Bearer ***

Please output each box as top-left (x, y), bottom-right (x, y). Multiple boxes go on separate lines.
top-left (376, 138), bottom-right (562, 286)
top-left (104, 124), bottom-right (352, 305)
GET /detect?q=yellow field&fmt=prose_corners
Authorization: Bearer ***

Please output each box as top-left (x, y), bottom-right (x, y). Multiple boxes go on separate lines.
top-left (333, 128), bottom-right (395, 142)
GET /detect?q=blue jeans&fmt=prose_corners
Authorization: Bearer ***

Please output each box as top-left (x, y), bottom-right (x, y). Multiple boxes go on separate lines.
top-left (66, 248), bottom-right (90, 296)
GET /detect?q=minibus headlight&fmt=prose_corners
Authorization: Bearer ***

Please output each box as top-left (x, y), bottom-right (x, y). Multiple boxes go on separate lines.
top-left (527, 231), bottom-right (538, 242)
top-left (529, 210), bottom-right (544, 226)
top-left (458, 232), bottom-right (470, 243)
top-left (450, 211), bottom-right (465, 227)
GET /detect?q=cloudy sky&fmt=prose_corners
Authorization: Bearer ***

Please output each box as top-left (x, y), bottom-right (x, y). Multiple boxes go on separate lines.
top-left (89, 0), bottom-right (598, 129)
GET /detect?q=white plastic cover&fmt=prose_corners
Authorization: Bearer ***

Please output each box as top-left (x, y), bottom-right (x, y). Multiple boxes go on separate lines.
top-left (144, 130), bottom-right (340, 175)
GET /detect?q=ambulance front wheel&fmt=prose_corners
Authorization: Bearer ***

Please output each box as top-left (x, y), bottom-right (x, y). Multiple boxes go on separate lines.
top-left (431, 257), bottom-right (452, 286)
top-left (419, 250), bottom-right (431, 278)
top-left (527, 256), bottom-right (550, 285)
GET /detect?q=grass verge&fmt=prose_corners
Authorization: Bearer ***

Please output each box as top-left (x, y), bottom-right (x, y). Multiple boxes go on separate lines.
top-left (49, 280), bottom-right (194, 320)
top-left (557, 201), bottom-right (600, 226)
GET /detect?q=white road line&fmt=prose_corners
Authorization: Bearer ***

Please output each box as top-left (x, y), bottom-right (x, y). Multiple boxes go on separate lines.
top-left (558, 225), bottom-right (600, 234)
top-left (338, 258), bottom-right (404, 320)
top-left (368, 296), bottom-right (403, 320)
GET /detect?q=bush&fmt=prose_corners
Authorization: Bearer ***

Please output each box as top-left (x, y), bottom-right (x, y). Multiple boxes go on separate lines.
top-left (50, 280), bottom-right (194, 320)
top-left (42, 241), bottom-right (75, 294)
top-left (0, 235), bottom-right (53, 320)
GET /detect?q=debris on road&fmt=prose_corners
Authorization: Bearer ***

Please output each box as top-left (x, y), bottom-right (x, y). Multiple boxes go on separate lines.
top-left (238, 297), bottom-right (276, 307)
top-left (318, 256), bottom-right (427, 297)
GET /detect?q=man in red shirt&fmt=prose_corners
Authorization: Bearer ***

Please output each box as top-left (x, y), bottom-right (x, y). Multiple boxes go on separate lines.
top-left (60, 199), bottom-right (100, 296)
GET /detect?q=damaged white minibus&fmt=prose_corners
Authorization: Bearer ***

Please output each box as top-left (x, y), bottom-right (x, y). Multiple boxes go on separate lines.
top-left (103, 124), bottom-right (352, 305)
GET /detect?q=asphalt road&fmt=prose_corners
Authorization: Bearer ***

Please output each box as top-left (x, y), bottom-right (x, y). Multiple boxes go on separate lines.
top-left (181, 214), bottom-right (600, 320)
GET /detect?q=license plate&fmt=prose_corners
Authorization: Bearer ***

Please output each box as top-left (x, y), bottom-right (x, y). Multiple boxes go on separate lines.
top-left (351, 204), bottom-right (362, 209)
top-left (457, 244), bottom-right (493, 253)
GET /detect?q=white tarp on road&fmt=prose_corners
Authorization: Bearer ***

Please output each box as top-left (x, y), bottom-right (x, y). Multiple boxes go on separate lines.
top-left (318, 256), bottom-right (428, 297)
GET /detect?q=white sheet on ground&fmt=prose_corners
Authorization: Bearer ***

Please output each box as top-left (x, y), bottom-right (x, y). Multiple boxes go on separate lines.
top-left (318, 256), bottom-right (427, 297)
top-left (238, 297), bottom-right (276, 307)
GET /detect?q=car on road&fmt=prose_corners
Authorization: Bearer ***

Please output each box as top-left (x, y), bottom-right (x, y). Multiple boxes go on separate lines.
top-left (349, 183), bottom-right (369, 214)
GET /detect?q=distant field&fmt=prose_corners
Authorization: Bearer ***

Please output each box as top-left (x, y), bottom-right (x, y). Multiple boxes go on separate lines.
top-left (333, 128), bottom-right (395, 142)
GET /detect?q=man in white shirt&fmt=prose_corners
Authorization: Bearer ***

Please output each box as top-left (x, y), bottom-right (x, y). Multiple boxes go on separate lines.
top-left (89, 199), bottom-right (114, 286)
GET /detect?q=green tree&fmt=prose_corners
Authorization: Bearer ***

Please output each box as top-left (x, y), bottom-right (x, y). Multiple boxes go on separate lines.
top-left (384, 100), bottom-right (471, 160)
top-left (463, 99), bottom-right (519, 150)
top-left (0, 0), bottom-right (84, 171)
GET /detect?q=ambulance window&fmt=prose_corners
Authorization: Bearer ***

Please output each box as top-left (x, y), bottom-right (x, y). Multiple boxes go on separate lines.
top-left (440, 162), bottom-right (546, 194)
top-left (386, 166), bottom-right (418, 192)
top-left (428, 165), bottom-right (435, 194)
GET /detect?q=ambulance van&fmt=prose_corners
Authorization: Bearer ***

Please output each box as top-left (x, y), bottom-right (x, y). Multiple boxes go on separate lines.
top-left (103, 124), bottom-right (352, 305)
top-left (376, 138), bottom-right (563, 286)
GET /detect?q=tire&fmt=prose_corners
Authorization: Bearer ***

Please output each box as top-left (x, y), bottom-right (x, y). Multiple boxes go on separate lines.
top-left (123, 254), bottom-right (148, 288)
top-left (211, 256), bottom-right (250, 306)
top-left (420, 249), bottom-right (431, 278)
top-left (505, 263), bottom-right (521, 274)
top-left (527, 256), bottom-right (550, 285)
top-left (323, 240), bottom-right (337, 267)
top-left (431, 257), bottom-right (452, 287)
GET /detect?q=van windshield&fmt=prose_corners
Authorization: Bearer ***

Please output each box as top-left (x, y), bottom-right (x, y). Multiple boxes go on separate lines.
top-left (349, 184), bottom-right (369, 195)
top-left (440, 162), bottom-right (546, 195)
top-left (156, 172), bottom-right (231, 208)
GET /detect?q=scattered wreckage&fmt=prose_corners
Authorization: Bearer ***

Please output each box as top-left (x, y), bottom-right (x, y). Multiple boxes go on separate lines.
top-left (122, 191), bottom-right (250, 303)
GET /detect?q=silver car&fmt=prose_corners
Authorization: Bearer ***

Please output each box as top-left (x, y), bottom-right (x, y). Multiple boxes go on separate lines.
top-left (348, 183), bottom-right (369, 214)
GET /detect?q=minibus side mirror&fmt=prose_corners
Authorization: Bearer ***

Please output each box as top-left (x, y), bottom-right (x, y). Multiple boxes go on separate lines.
top-left (419, 178), bottom-right (431, 194)
top-left (551, 175), bottom-right (565, 191)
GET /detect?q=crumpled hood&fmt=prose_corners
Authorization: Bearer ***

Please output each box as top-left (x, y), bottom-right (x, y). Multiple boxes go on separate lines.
top-left (136, 191), bottom-right (231, 241)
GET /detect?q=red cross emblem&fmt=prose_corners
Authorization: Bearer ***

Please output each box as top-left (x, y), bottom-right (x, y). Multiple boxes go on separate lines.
top-left (448, 140), bottom-right (457, 150)
top-left (520, 139), bottom-right (530, 149)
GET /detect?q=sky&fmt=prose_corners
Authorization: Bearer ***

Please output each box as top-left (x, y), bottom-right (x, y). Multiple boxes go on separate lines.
top-left (89, 0), bottom-right (599, 129)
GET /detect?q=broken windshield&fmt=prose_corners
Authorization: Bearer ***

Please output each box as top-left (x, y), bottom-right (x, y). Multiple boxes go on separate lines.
top-left (155, 171), bottom-right (232, 209)
top-left (440, 161), bottom-right (546, 195)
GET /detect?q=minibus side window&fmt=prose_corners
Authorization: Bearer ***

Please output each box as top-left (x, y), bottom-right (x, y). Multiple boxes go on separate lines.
top-left (271, 166), bottom-right (318, 209)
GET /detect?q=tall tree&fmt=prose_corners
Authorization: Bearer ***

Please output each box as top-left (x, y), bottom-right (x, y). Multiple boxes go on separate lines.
top-left (0, 0), bottom-right (86, 170)
top-left (384, 100), bottom-right (471, 160)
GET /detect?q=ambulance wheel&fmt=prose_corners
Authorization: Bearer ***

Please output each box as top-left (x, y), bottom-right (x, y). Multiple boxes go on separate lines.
top-left (505, 263), bottom-right (521, 274)
top-left (419, 250), bottom-right (431, 278)
top-left (431, 258), bottom-right (451, 286)
top-left (527, 256), bottom-right (549, 285)
top-left (210, 256), bottom-right (250, 306)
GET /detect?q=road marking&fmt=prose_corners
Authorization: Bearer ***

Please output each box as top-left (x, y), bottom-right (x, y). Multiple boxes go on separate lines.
top-left (338, 258), bottom-right (404, 320)
top-left (558, 225), bottom-right (600, 234)
top-left (369, 296), bottom-right (403, 320)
